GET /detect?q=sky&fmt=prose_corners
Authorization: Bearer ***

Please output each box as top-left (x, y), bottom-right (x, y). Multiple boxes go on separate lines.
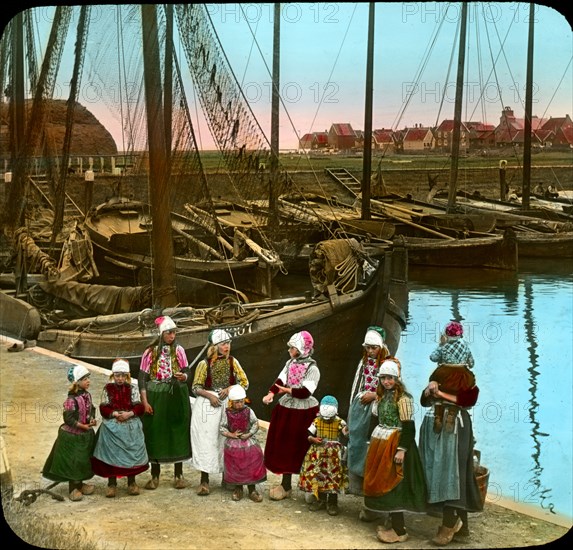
top-left (2, 2), bottom-right (572, 151)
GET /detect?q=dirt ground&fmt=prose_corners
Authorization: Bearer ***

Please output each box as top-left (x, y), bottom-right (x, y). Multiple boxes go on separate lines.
top-left (1, 340), bottom-right (570, 549)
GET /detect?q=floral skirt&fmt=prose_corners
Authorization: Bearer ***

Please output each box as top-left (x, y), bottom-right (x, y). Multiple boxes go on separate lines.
top-left (299, 441), bottom-right (348, 497)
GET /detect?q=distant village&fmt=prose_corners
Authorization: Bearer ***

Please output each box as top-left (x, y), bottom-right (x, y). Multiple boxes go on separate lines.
top-left (298, 107), bottom-right (573, 155)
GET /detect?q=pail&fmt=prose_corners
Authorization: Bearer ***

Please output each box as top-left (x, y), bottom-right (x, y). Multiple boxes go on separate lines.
top-left (475, 464), bottom-right (489, 506)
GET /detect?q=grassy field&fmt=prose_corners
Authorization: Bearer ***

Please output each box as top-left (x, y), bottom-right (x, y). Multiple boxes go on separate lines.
top-left (194, 149), bottom-right (572, 173)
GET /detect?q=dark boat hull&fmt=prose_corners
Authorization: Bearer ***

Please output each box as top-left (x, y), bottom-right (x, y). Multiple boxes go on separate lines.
top-left (396, 232), bottom-right (518, 270)
top-left (17, 248), bottom-right (408, 420)
top-left (515, 232), bottom-right (573, 258)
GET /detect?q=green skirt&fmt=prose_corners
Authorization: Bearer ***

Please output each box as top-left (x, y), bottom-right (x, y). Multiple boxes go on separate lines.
top-left (42, 426), bottom-right (95, 482)
top-left (141, 381), bottom-right (192, 463)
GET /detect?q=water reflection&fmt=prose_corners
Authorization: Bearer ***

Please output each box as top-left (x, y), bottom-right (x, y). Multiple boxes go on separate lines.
top-left (400, 262), bottom-right (573, 520)
top-left (523, 278), bottom-right (552, 513)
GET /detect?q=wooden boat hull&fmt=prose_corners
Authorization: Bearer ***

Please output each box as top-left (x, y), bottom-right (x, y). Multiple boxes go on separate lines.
top-left (85, 199), bottom-right (275, 297)
top-left (19, 247), bottom-right (408, 420)
top-left (0, 292), bottom-right (42, 340)
top-left (395, 232), bottom-right (518, 270)
top-left (515, 232), bottom-right (573, 258)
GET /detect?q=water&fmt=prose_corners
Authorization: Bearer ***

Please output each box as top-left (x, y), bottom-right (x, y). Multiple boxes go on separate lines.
top-left (397, 259), bottom-right (573, 521)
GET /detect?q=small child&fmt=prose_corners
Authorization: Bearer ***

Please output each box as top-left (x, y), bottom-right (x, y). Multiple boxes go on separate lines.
top-left (429, 320), bottom-right (475, 434)
top-left (220, 385), bottom-right (266, 502)
top-left (298, 395), bottom-right (349, 516)
top-left (42, 365), bottom-right (98, 501)
top-left (91, 358), bottom-right (149, 498)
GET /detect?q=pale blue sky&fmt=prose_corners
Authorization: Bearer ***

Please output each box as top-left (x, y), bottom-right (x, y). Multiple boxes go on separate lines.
top-left (3, 3), bottom-right (572, 150)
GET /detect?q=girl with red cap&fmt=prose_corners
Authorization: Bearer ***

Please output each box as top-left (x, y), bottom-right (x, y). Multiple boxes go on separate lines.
top-left (138, 316), bottom-right (191, 490)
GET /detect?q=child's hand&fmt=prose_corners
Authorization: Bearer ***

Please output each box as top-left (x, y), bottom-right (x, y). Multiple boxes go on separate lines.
top-left (309, 436), bottom-right (323, 445)
top-left (144, 403), bottom-right (154, 415)
top-left (88, 419), bottom-right (97, 427)
top-left (239, 433), bottom-right (250, 440)
top-left (231, 430), bottom-right (242, 439)
top-left (276, 385), bottom-right (292, 395)
top-left (424, 381), bottom-right (438, 396)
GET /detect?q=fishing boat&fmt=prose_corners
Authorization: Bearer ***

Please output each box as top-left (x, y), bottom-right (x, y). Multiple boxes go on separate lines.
top-left (424, 4), bottom-right (573, 261)
top-left (278, 188), bottom-right (518, 270)
top-left (1, 236), bottom-right (408, 421)
top-left (84, 196), bottom-right (281, 297)
top-left (0, 5), bottom-right (408, 419)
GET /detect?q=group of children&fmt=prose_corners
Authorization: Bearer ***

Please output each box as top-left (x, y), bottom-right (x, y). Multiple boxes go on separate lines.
top-left (42, 317), bottom-right (482, 546)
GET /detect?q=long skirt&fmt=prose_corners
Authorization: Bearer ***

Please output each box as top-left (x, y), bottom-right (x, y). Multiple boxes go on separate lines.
top-left (363, 426), bottom-right (427, 513)
top-left (91, 417), bottom-right (149, 478)
top-left (223, 438), bottom-right (267, 485)
top-left (141, 381), bottom-right (191, 463)
top-left (347, 396), bottom-right (377, 494)
top-left (264, 403), bottom-right (319, 474)
top-left (191, 393), bottom-right (227, 474)
top-left (42, 426), bottom-right (95, 482)
top-left (299, 440), bottom-right (348, 497)
top-left (419, 407), bottom-right (483, 512)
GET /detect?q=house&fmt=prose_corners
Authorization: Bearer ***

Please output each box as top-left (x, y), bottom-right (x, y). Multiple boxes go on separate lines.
top-left (372, 128), bottom-right (395, 154)
top-left (402, 125), bottom-right (434, 152)
top-left (312, 131), bottom-right (329, 149)
top-left (328, 123), bottom-right (356, 151)
top-left (465, 121), bottom-right (496, 150)
top-left (434, 120), bottom-right (469, 153)
top-left (540, 115), bottom-right (573, 148)
top-left (298, 131), bottom-right (329, 151)
top-left (493, 107), bottom-right (522, 146)
top-left (493, 107), bottom-right (548, 147)
top-left (298, 133), bottom-right (313, 150)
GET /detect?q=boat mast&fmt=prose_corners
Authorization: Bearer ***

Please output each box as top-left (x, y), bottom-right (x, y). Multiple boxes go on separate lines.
top-left (446, 1), bottom-right (468, 214)
top-left (361, 2), bottom-right (375, 221)
top-left (521, 3), bottom-right (535, 210)
top-left (9, 12), bottom-right (25, 172)
top-left (141, 5), bottom-right (177, 308)
top-left (269, 3), bottom-right (280, 220)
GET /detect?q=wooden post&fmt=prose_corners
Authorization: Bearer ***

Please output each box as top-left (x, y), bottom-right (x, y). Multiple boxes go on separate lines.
top-left (499, 160), bottom-right (507, 200)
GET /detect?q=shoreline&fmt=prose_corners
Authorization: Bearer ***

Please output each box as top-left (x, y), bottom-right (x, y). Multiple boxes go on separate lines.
top-left (3, 334), bottom-right (571, 531)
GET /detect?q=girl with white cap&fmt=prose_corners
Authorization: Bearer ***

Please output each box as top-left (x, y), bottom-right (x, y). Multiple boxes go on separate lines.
top-left (347, 326), bottom-right (390, 499)
top-left (138, 316), bottom-right (191, 490)
top-left (42, 364), bottom-right (98, 501)
top-left (92, 358), bottom-right (149, 497)
top-left (220, 385), bottom-right (266, 502)
top-left (191, 328), bottom-right (249, 496)
top-left (298, 395), bottom-right (348, 515)
top-left (262, 330), bottom-right (320, 501)
top-left (362, 357), bottom-right (427, 544)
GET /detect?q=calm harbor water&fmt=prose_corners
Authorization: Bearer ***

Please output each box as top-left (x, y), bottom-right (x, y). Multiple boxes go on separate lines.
top-left (397, 260), bottom-right (573, 521)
